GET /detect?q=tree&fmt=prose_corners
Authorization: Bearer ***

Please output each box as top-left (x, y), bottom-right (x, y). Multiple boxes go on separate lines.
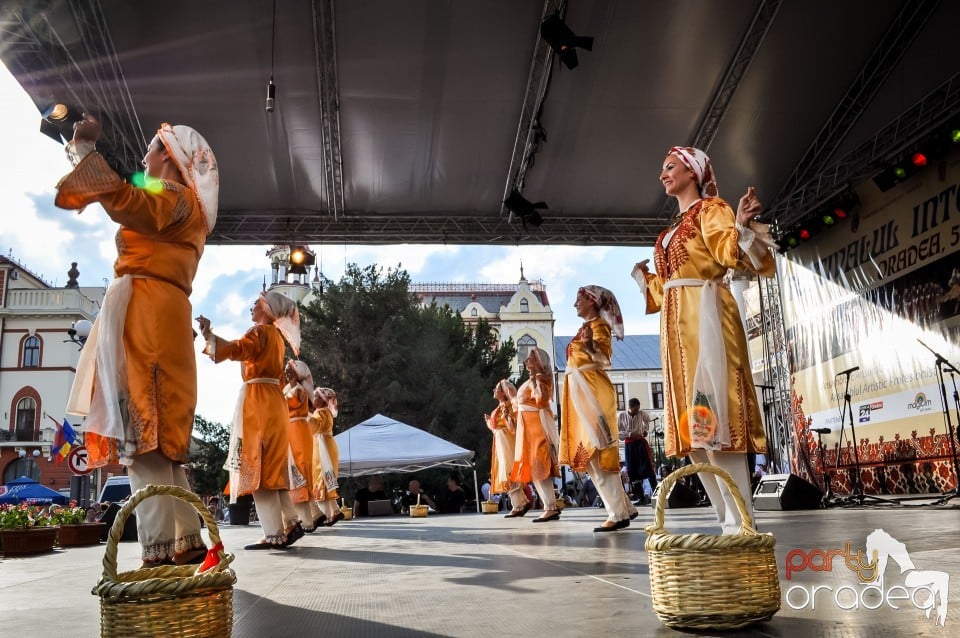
top-left (298, 264), bottom-right (517, 476)
top-left (188, 414), bottom-right (229, 497)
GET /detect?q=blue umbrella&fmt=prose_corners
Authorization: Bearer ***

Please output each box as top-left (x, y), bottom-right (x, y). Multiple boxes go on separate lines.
top-left (0, 476), bottom-right (68, 505)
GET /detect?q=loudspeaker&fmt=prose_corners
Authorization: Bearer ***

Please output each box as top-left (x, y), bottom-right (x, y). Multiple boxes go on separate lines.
top-left (653, 481), bottom-right (700, 508)
top-left (753, 473), bottom-right (823, 510)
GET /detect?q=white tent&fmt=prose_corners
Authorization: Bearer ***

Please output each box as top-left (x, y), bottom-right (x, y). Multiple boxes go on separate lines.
top-left (335, 414), bottom-right (475, 477)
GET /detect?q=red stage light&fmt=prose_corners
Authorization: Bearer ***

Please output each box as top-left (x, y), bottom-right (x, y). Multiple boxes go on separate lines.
top-left (911, 152), bottom-right (928, 167)
top-left (799, 228), bottom-right (811, 241)
top-left (834, 207), bottom-right (848, 219)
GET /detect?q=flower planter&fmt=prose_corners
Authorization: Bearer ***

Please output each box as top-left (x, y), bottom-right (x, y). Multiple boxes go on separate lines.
top-left (57, 523), bottom-right (106, 547)
top-left (0, 527), bottom-right (59, 556)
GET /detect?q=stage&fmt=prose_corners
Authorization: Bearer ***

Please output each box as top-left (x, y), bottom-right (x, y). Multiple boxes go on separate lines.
top-left (1, 504), bottom-right (957, 637)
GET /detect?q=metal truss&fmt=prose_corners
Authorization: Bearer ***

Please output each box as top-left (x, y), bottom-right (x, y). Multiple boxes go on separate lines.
top-left (499, 0), bottom-right (558, 216)
top-left (758, 268), bottom-right (796, 475)
top-left (209, 211), bottom-right (665, 246)
top-left (767, 71), bottom-right (960, 229)
top-left (658, 0), bottom-right (782, 218)
top-left (770, 0), bottom-right (941, 217)
top-left (311, 0), bottom-right (344, 222)
top-left (2, 0), bottom-right (144, 175)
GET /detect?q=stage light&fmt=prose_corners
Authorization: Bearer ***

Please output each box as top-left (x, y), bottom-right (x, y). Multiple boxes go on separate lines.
top-left (911, 152), bottom-right (927, 167)
top-left (833, 207), bottom-right (848, 220)
top-left (265, 76), bottom-right (276, 113)
top-left (38, 102), bottom-right (84, 145)
top-left (504, 190), bottom-right (547, 229)
top-left (787, 235), bottom-right (799, 248)
top-left (822, 213), bottom-right (836, 226)
top-left (286, 245), bottom-right (315, 276)
top-left (799, 228), bottom-right (812, 241)
top-left (893, 166), bottom-right (907, 180)
top-left (951, 129), bottom-right (960, 144)
top-left (540, 12), bottom-right (593, 70)
top-left (290, 247), bottom-right (306, 265)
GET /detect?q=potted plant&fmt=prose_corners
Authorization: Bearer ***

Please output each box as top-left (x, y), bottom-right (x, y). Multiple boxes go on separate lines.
top-left (0, 504), bottom-right (59, 556)
top-left (52, 506), bottom-right (105, 547)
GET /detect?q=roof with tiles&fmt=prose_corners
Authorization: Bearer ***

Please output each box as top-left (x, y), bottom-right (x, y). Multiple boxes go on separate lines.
top-left (554, 334), bottom-right (661, 372)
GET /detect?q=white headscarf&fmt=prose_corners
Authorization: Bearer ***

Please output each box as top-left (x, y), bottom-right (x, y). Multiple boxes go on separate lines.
top-left (314, 387), bottom-right (339, 417)
top-left (578, 285), bottom-right (625, 340)
top-left (668, 146), bottom-right (719, 199)
top-left (261, 290), bottom-right (301, 355)
top-left (286, 359), bottom-right (315, 403)
top-left (157, 123), bottom-right (219, 234)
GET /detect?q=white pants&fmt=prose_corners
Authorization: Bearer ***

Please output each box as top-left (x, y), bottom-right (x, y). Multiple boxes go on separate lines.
top-left (294, 501), bottom-right (315, 529)
top-left (127, 450), bottom-right (203, 561)
top-left (589, 456), bottom-right (637, 523)
top-left (688, 450), bottom-right (754, 534)
top-left (253, 489), bottom-right (296, 544)
top-left (318, 498), bottom-right (341, 519)
top-left (508, 486), bottom-right (529, 509)
top-left (532, 478), bottom-right (556, 510)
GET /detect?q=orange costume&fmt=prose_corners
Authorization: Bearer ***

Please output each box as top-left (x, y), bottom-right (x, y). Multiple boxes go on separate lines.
top-left (59, 152), bottom-right (207, 468)
top-left (511, 374), bottom-right (559, 484)
top-left (488, 398), bottom-right (519, 495)
top-left (284, 379), bottom-right (313, 503)
top-left (207, 324), bottom-right (290, 496)
top-left (309, 406), bottom-right (340, 503)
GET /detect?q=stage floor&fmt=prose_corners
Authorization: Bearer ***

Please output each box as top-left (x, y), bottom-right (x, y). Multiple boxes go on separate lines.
top-left (2, 502), bottom-right (958, 637)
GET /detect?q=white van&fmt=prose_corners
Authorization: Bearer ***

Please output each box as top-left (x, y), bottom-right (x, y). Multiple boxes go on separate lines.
top-left (98, 475), bottom-right (132, 504)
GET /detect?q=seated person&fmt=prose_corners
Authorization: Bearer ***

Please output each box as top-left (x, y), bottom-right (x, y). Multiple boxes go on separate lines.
top-left (436, 473), bottom-right (467, 514)
top-left (353, 475), bottom-right (387, 517)
top-left (400, 479), bottom-right (436, 514)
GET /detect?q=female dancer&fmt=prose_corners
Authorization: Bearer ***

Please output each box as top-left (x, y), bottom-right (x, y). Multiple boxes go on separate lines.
top-left (284, 360), bottom-right (322, 531)
top-left (310, 387), bottom-right (344, 526)
top-left (485, 379), bottom-right (530, 517)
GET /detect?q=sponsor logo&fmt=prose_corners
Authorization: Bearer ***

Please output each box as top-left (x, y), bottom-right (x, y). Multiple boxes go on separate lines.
top-left (785, 529), bottom-right (949, 626)
top-left (859, 405), bottom-right (871, 423)
top-left (907, 392), bottom-right (934, 413)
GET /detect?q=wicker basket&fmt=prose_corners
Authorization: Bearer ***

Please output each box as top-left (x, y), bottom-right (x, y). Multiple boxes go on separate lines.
top-left (93, 485), bottom-right (237, 638)
top-left (409, 494), bottom-right (429, 518)
top-left (481, 500), bottom-right (499, 514)
top-left (644, 463), bottom-right (780, 630)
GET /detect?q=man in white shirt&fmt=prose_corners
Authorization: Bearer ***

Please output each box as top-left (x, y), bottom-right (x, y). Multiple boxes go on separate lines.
top-left (618, 398), bottom-right (657, 503)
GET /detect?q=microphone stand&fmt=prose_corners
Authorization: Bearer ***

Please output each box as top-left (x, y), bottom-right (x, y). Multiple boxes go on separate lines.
top-left (811, 428), bottom-right (833, 507)
top-left (917, 339), bottom-right (960, 505)
top-left (833, 367), bottom-right (893, 506)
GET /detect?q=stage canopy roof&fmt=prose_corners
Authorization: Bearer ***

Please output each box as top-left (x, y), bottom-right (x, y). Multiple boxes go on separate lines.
top-left (334, 414), bottom-right (475, 477)
top-left (1, 0), bottom-right (958, 245)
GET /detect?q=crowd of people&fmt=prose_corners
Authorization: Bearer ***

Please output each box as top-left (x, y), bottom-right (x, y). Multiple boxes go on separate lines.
top-left (55, 110), bottom-right (775, 563)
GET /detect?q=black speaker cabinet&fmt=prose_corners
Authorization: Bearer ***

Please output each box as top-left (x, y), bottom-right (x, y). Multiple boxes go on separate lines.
top-left (653, 481), bottom-right (700, 508)
top-left (753, 473), bottom-right (823, 510)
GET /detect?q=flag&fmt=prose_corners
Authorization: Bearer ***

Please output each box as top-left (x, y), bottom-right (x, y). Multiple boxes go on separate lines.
top-left (51, 418), bottom-right (80, 463)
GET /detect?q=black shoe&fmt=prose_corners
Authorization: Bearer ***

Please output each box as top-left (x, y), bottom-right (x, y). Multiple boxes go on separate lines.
top-left (326, 512), bottom-right (345, 527)
top-left (313, 514), bottom-right (327, 529)
top-left (283, 522), bottom-right (305, 546)
top-left (504, 504), bottom-right (530, 518)
top-left (629, 511), bottom-right (638, 520)
top-left (532, 511), bottom-right (560, 523)
top-left (593, 519), bottom-right (630, 533)
top-left (244, 541), bottom-right (284, 550)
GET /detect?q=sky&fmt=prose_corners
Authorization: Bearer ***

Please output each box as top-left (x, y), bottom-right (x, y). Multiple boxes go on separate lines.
top-left (0, 63), bottom-right (657, 426)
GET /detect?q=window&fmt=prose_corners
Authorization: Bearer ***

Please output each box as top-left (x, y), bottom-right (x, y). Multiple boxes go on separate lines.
top-left (519, 298), bottom-right (529, 313)
top-left (652, 382), bottom-right (664, 410)
top-left (3, 458), bottom-right (39, 483)
top-left (615, 384), bottom-right (625, 411)
top-left (15, 397), bottom-right (36, 440)
top-left (22, 336), bottom-right (40, 367)
top-left (517, 334), bottom-right (537, 371)
top-left (470, 307), bottom-right (478, 317)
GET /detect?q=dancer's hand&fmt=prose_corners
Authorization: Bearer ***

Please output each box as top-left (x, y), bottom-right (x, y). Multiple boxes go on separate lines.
top-left (736, 186), bottom-right (762, 225)
top-left (633, 259), bottom-right (650, 275)
top-left (72, 113), bottom-right (101, 144)
top-left (195, 315), bottom-right (212, 339)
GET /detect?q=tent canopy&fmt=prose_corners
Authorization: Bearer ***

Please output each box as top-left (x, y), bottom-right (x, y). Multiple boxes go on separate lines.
top-left (334, 414), bottom-right (475, 477)
top-left (0, 476), bottom-right (68, 505)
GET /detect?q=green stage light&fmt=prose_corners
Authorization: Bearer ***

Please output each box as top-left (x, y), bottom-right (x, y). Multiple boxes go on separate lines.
top-left (893, 166), bottom-right (907, 180)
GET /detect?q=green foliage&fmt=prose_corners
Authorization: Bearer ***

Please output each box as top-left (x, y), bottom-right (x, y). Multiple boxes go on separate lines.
top-left (50, 506), bottom-right (86, 525)
top-left (0, 504), bottom-right (52, 529)
top-left (299, 263), bottom-right (517, 475)
top-left (188, 414), bottom-right (230, 497)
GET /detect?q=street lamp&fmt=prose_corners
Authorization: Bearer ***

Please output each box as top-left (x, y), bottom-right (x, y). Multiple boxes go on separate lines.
top-left (66, 319), bottom-right (92, 349)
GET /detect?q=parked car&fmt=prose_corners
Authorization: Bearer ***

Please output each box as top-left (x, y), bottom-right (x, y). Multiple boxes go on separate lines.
top-left (97, 476), bottom-right (137, 541)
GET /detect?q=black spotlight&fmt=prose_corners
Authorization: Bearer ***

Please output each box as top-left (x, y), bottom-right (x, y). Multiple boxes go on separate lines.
top-left (540, 12), bottom-right (593, 70)
top-left (504, 190), bottom-right (547, 229)
top-left (39, 102), bottom-right (84, 144)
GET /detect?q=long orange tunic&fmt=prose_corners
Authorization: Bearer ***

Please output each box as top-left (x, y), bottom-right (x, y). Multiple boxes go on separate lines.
top-left (210, 324), bottom-right (289, 494)
top-left (285, 383), bottom-right (313, 503)
top-left (559, 318), bottom-right (620, 473)
top-left (309, 408), bottom-right (340, 502)
top-left (510, 375), bottom-right (559, 483)
top-left (55, 152), bottom-right (206, 468)
top-left (488, 401), bottom-right (518, 494)
top-left (642, 197), bottom-right (775, 457)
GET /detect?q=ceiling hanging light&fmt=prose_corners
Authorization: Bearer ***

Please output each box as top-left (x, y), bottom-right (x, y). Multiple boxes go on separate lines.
top-left (265, 0), bottom-right (277, 113)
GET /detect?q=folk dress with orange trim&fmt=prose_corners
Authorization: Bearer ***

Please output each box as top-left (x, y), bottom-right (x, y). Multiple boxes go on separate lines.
top-left (285, 383), bottom-right (314, 503)
top-left (559, 317), bottom-right (621, 473)
top-left (308, 408), bottom-right (340, 502)
top-left (641, 197), bottom-right (775, 457)
top-left (55, 152), bottom-right (206, 468)
top-left (488, 401), bottom-right (519, 494)
top-left (510, 376), bottom-right (560, 483)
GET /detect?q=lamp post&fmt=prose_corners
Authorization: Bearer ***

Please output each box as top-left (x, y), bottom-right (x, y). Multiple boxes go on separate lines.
top-left (66, 319), bottom-right (92, 349)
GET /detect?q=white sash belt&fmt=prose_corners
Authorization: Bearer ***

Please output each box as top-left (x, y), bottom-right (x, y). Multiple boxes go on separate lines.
top-left (563, 364), bottom-right (616, 450)
top-left (662, 278), bottom-right (730, 449)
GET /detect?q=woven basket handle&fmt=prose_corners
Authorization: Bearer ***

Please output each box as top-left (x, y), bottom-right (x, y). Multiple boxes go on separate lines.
top-left (101, 484), bottom-right (228, 583)
top-left (647, 463), bottom-right (756, 536)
